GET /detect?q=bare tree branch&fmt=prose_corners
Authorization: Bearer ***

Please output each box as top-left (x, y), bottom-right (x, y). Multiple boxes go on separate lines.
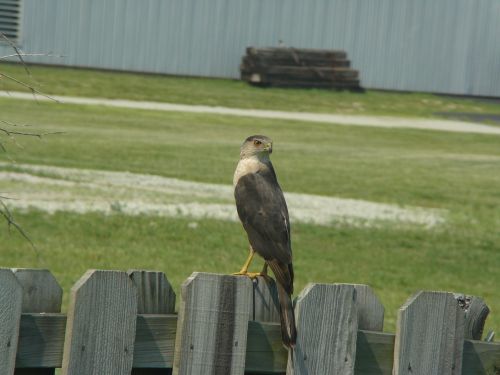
top-left (0, 199), bottom-right (37, 250)
top-left (0, 32), bottom-right (30, 76)
top-left (1, 32), bottom-right (62, 250)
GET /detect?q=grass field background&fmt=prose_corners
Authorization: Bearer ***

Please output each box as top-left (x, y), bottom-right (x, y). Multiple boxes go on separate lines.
top-left (2, 62), bottom-right (500, 118)
top-left (1, 63), bottom-right (499, 334)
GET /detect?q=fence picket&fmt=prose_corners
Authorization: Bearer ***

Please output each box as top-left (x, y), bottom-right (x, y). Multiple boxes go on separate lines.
top-left (129, 270), bottom-right (176, 375)
top-left (128, 270), bottom-right (176, 314)
top-left (13, 269), bottom-right (62, 375)
top-left (173, 273), bottom-right (252, 375)
top-left (353, 284), bottom-right (384, 331)
top-left (393, 291), bottom-right (465, 375)
top-left (0, 269), bottom-right (23, 375)
top-left (249, 276), bottom-right (280, 323)
top-left (453, 294), bottom-right (490, 340)
top-left (61, 270), bottom-right (138, 375)
top-left (287, 283), bottom-right (358, 375)
top-left (12, 269), bottom-right (62, 314)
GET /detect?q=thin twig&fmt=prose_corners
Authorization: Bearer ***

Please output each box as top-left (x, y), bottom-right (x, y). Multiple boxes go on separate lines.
top-left (0, 126), bottom-right (65, 138)
top-left (0, 71), bottom-right (59, 102)
top-left (0, 32), bottom-right (30, 76)
top-left (0, 199), bottom-right (37, 250)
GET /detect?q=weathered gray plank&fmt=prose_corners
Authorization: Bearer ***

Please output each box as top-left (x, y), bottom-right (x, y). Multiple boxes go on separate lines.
top-left (12, 269), bottom-right (62, 314)
top-left (352, 284), bottom-right (384, 331)
top-left (13, 269), bottom-right (63, 375)
top-left (246, 321), bottom-right (287, 374)
top-left (128, 270), bottom-right (176, 314)
top-left (393, 291), bottom-right (465, 375)
top-left (454, 294), bottom-right (490, 340)
top-left (12, 314), bottom-right (500, 373)
top-left (61, 270), bottom-right (138, 375)
top-left (0, 269), bottom-right (23, 375)
top-left (128, 270), bottom-right (176, 375)
top-left (462, 339), bottom-right (500, 374)
top-left (16, 313), bottom-right (66, 368)
top-left (355, 330), bottom-right (394, 375)
top-left (288, 283), bottom-right (358, 375)
top-left (249, 276), bottom-right (280, 323)
top-left (173, 272), bottom-right (253, 375)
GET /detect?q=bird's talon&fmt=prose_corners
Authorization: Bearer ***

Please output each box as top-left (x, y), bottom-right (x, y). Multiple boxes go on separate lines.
top-left (232, 271), bottom-right (264, 279)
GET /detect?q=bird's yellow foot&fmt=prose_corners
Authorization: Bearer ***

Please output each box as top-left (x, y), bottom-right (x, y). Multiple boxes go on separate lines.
top-left (232, 271), bottom-right (263, 279)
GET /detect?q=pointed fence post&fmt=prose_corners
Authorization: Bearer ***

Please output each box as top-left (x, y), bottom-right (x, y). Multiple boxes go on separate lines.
top-left (61, 270), bottom-right (138, 375)
top-left (13, 269), bottom-right (63, 375)
top-left (128, 270), bottom-right (176, 314)
top-left (393, 291), bottom-right (465, 375)
top-left (353, 284), bottom-right (384, 331)
top-left (0, 269), bottom-right (23, 375)
top-left (128, 270), bottom-right (176, 375)
top-left (173, 273), bottom-right (252, 375)
top-left (288, 283), bottom-right (358, 374)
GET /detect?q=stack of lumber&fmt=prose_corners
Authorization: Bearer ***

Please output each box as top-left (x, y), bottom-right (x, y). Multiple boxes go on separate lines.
top-left (240, 47), bottom-right (362, 90)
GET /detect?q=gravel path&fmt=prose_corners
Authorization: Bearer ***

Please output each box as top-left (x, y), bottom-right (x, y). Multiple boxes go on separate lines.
top-left (0, 162), bottom-right (446, 228)
top-left (2, 91), bottom-right (500, 135)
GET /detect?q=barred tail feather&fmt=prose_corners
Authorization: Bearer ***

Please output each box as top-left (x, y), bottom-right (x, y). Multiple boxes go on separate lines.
top-left (277, 280), bottom-right (297, 347)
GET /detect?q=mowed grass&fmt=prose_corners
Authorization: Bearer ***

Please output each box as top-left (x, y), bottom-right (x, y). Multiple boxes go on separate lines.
top-left (2, 62), bottom-right (500, 118)
top-left (0, 96), bottom-right (499, 333)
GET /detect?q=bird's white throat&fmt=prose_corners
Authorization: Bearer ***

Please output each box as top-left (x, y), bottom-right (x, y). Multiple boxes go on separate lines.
top-left (233, 155), bottom-right (269, 186)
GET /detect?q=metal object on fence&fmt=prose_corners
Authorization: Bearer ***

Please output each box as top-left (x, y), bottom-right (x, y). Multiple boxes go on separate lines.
top-left (0, 268), bottom-right (499, 374)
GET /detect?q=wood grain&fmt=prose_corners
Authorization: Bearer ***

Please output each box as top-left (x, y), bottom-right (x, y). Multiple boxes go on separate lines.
top-left (12, 269), bottom-right (62, 314)
top-left (249, 276), bottom-right (280, 323)
top-left (128, 270), bottom-right (176, 375)
top-left (454, 293), bottom-right (490, 340)
top-left (288, 283), bottom-right (358, 375)
top-left (352, 284), bottom-right (384, 332)
top-left (12, 314), bottom-right (500, 373)
top-left (128, 270), bottom-right (176, 314)
top-left (13, 269), bottom-right (62, 375)
top-left (173, 273), bottom-right (252, 375)
top-left (61, 270), bottom-right (138, 375)
top-left (393, 291), bottom-right (465, 375)
top-left (0, 269), bottom-right (23, 375)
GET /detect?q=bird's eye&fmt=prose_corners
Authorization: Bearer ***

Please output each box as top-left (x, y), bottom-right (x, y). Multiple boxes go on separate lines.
top-left (253, 140), bottom-right (262, 146)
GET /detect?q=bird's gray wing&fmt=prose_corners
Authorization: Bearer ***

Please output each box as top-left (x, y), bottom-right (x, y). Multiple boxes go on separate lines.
top-left (234, 171), bottom-right (291, 264)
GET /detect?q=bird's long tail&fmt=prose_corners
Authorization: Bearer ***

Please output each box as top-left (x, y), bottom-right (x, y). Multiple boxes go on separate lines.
top-left (267, 260), bottom-right (297, 347)
top-left (276, 280), bottom-right (297, 347)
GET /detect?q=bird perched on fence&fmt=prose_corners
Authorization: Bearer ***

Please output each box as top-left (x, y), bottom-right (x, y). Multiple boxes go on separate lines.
top-left (233, 135), bottom-right (297, 347)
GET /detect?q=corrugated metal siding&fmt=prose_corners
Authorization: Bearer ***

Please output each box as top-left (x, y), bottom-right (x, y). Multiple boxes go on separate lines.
top-left (1, 0), bottom-right (499, 97)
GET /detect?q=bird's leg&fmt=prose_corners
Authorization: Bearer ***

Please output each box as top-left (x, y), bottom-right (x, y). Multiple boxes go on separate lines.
top-left (233, 247), bottom-right (256, 276)
top-left (232, 247), bottom-right (268, 279)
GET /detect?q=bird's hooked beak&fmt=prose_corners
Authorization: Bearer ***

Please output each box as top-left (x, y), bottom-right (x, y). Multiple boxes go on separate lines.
top-left (264, 142), bottom-right (273, 154)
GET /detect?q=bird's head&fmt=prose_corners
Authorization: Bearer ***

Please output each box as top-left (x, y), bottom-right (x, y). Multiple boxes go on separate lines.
top-left (240, 135), bottom-right (273, 160)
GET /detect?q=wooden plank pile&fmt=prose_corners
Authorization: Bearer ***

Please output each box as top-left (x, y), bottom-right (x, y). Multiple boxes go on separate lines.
top-left (240, 46), bottom-right (362, 90)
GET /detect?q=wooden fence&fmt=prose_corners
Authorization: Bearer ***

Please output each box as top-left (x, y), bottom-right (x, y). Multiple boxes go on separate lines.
top-left (0, 268), bottom-right (498, 374)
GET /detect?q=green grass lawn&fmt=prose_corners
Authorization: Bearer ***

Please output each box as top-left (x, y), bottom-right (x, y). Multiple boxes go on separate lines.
top-left (1, 95), bottom-right (499, 334)
top-left (2, 62), bottom-right (500, 118)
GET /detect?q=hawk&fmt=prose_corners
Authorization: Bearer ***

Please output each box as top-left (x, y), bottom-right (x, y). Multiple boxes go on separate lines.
top-left (233, 135), bottom-right (297, 347)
